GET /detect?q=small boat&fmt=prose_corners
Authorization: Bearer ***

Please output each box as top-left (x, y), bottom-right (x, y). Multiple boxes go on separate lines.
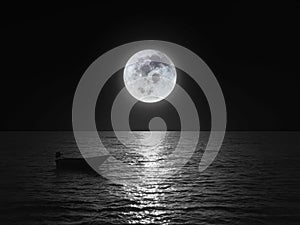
top-left (55, 152), bottom-right (108, 173)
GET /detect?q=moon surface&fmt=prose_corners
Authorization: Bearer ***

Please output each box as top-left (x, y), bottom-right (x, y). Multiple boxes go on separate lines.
top-left (123, 49), bottom-right (177, 103)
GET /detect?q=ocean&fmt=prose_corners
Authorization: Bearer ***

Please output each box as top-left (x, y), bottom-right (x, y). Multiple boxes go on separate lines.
top-left (0, 132), bottom-right (299, 224)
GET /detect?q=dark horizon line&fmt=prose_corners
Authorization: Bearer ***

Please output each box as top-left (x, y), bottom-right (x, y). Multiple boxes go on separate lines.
top-left (1, 130), bottom-right (300, 132)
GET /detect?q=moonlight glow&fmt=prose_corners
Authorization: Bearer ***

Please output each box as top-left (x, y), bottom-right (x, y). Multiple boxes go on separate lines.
top-left (123, 49), bottom-right (177, 103)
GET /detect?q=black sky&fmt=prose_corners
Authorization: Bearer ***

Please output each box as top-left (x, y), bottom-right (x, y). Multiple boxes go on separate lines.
top-left (1, 2), bottom-right (300, 131)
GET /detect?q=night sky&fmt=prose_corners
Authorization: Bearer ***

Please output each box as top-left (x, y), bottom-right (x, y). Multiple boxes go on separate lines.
top-left (1, 2), bottom-right (300, 131)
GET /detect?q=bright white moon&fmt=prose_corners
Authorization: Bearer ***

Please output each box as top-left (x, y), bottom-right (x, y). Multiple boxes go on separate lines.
top-left (123, 49), bottom-right (177, 103)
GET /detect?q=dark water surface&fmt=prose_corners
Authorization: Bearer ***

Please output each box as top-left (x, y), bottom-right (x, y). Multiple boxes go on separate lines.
top-left (0, 132), bottom-right (299, 224)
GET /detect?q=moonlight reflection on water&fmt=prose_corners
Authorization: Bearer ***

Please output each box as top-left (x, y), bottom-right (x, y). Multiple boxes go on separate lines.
top-left (106, 131), bottom-right (180, 224)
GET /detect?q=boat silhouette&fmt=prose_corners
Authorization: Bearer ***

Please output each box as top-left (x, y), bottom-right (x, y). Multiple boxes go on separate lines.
top-left (55, 152), bottom-right (108, 173)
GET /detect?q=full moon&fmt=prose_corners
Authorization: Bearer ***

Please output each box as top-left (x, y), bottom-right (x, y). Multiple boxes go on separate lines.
top-left (123, 49), bottom-right (177, 103)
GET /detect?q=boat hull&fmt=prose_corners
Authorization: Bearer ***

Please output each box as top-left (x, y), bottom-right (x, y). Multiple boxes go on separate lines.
top-left (55, 156), bottom-right (108, 173)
